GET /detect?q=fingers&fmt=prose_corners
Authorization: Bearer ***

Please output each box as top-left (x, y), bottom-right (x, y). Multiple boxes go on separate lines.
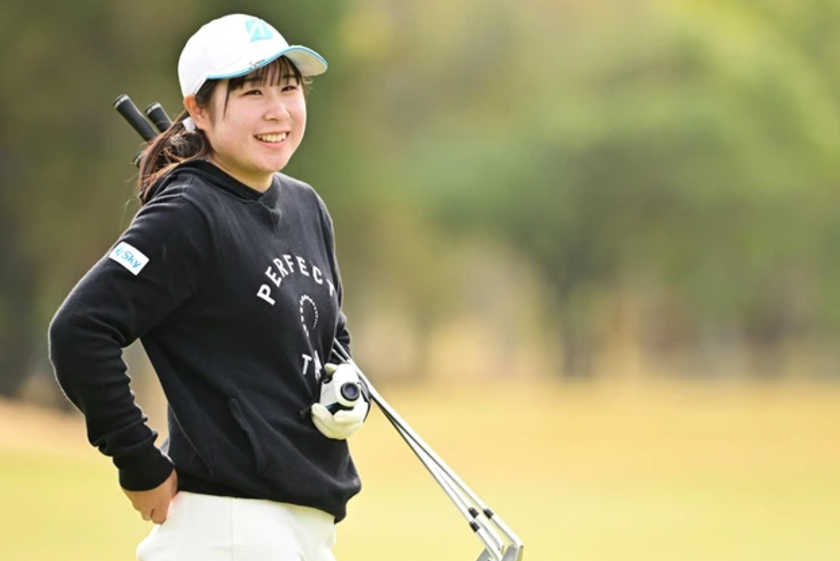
top-left (311, 399), bottom-right (368, 440)
top-left (150, 506), bottom-right (168, 525)
top-left (311, 403), bottom-right (346, 439)
top-left (332, 410), bottom-right (362, 424)
top-left (324, 363), bottom-right (338, 375)
top-left (123, 469), bottom-right (178, 524)
top-left (333, 401), bottom-right (369, 424)
top-left (129, 495), bottom-right (173, 524)
top-left (313, 403), bottom-right (362, 426)
top-left (140, 500), bottom-right (171, 524)
top-left (311, 403), bottom-right (331, 422)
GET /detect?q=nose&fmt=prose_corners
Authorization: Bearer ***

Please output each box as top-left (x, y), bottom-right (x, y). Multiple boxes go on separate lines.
top-left (264, 90), bottom-right (291, 121)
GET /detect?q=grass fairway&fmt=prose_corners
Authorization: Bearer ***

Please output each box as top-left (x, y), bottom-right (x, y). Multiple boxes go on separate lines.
top-left (2, 379), bottom-right (839, 560)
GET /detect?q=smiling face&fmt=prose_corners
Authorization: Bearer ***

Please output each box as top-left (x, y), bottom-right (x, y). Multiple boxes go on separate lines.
top-left (186, 57), bottom-right (307, 191)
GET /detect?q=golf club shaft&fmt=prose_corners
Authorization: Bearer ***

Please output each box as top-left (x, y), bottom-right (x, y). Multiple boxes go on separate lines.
top-left (331, 341), bottom-right (488, 508)
top-left (380, 406), bottom-right (506, 559)
top-left (332, 345), bottom-right (504, 559)
top-left (331, 341), bottom-right (522, 550)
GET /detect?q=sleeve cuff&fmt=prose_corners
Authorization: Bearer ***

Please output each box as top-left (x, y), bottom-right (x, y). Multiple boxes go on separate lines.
top-left (113, 444), bottom-right (174, 491)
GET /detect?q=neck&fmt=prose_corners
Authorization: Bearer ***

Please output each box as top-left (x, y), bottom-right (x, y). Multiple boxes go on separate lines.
top-left (207, 156), bottom-right (273, 192)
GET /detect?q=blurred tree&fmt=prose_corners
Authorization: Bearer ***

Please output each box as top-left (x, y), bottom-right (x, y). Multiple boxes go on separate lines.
top-left (0, 0), bottom-right (350, 397)
top-left (341, 0), bottom-right (840, 376)
top-left (4, 0), bottom-right (840, 395)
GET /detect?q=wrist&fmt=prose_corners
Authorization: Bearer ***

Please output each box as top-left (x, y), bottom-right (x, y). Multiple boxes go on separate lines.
top-left (114, 444), bottom-right (174, 491)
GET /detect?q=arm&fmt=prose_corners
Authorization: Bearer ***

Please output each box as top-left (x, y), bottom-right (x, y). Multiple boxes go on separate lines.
top-left (316, 195), bottom-right (352, 360)
top-left (48, 187), bottom-right (210, 493)
top-left (309, 194), bottom-right (374, 438)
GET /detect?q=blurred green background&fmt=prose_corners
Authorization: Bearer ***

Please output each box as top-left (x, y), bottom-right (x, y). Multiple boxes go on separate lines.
top-left (1, 0), bottom-right (840, 559)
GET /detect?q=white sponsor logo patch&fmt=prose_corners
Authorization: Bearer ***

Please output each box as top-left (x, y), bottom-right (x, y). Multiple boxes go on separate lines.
top-left (109, 242), bottom-right (149, 275)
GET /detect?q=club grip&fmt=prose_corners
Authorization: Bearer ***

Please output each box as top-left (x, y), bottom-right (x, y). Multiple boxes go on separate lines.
top-left (144, 102), bottom-right (173, 133)
top-left (113, 94), bottom-right (158, 142)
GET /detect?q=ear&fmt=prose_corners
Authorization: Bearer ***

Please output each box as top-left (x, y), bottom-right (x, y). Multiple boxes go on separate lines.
top-left (183, 94), bottom-right (212, 131)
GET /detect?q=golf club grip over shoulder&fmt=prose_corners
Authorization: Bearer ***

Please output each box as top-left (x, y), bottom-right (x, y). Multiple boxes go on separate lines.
top-left (114, 94), bottom-right (158, 141)
top-left (145, 102), bottom-right (174, 133)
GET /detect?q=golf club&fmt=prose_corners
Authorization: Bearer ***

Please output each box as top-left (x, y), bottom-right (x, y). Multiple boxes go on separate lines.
top-left (113, 94), bottom-right (159, 142)
top-left (332, 340), bottom-right (525, 561)
top-left (113, 94), bottom-right (162, 167)
top-left (144, 102), bottom-right (173, 133)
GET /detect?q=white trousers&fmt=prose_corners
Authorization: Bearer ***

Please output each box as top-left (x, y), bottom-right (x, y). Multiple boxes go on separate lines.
top-left (136, 492), bottom-right (338, 561)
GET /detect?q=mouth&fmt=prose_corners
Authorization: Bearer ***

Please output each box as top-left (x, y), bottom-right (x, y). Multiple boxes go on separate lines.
top-left (255, 132), bottom-right (289, 143)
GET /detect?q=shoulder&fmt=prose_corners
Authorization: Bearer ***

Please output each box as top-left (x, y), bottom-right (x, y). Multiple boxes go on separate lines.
top-left (145, 166), bottom-right (225, 218)
top-left (134, 173), bottom-right (213, 235)
top-left (118, 175), bottom-right (215, 269)
top-left (275, 173), bottom-right (332, 220)
top-left (276, 173), bottom-right (320, 202)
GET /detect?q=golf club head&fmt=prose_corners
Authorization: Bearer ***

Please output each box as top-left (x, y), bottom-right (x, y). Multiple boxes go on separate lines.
top-left (502, 545), bottom-right (525, 561)
top-left (475, 544), bottom-right (523, 561)
top-left (475, 550), bottom-right (492, 561)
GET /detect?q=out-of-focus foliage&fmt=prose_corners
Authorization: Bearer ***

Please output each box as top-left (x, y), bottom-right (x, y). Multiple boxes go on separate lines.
top-left (0, 1), bottom-right (353, 397)
top-left (340, 0), bottom-right (840, 375)
top-left (2, 0), bottom-right (840, 397)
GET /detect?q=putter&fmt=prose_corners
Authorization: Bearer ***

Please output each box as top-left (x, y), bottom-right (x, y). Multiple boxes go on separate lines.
top-left (113, 95), bottom-right (525, 560)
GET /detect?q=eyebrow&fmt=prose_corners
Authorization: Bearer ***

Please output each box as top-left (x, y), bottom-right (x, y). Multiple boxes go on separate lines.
top-left (243, 73), bottom-right (298, 84)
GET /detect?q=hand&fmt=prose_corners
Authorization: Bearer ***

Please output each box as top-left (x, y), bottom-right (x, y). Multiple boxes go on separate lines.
top-left (123, 469), bottom-right (178, 524)
top-left (311, 363), bottom-right (369, 440)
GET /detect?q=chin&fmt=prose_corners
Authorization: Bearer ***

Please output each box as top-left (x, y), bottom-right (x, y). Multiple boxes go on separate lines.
top-left (268, 162), bottom-right (290, 174)
top-left (267, 158), bottom-right (292, 173)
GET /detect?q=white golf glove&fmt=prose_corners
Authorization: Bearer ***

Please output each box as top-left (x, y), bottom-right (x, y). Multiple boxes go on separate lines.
top-left (311, 362), bottom-right (370, 440)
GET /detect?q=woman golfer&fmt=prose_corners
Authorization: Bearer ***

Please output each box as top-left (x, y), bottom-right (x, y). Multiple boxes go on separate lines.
top-left (48, 13), bottom-right (368, 561)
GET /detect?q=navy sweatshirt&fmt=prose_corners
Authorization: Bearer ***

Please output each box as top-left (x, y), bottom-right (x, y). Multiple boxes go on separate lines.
top-left (48, 160), bottom-right (359, 522)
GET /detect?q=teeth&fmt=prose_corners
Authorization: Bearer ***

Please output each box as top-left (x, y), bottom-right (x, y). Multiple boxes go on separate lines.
top-left (256, 133), bottom-right (287, 142)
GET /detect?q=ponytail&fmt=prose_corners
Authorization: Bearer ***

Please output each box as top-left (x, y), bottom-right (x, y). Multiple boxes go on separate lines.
top-left (137, 80), bottom-right (219, 204)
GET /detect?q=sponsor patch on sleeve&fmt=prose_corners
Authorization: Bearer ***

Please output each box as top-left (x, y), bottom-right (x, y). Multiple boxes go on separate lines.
top-left (108, 242), bottom-right (149, 275)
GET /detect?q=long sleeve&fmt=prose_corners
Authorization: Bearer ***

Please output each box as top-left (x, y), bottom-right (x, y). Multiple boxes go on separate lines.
top-left (48, 187), bottom-right (211, 491)
top-left (316, 195), bottom-right (352, 359)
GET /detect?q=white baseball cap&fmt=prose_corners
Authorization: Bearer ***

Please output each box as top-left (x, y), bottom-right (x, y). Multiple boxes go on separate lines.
top-left (177, 14), bottom-right (328, 98)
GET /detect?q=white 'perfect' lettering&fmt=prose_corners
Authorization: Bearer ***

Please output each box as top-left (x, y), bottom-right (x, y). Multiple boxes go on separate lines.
top-left (257, 284), bottom-right (276, 305)
top-left (272, 258), bottom-right (289, 278)
top-left (283, 254), bottom-right (296, 273)
top-left (265, 266), bottom-right (282, 288)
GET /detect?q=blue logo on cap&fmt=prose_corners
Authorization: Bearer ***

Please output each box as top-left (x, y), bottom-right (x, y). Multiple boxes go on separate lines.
top-left (245, 18), bottom-right (274, 42)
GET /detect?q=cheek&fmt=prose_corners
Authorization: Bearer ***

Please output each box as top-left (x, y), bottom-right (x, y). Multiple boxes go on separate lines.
top-left (224, 119), bottom-right (253, 148)
top-left (289, 95), bottom-right (307, 125)
top-left (294, 104), bottom-right (307, 135)
top-left (212, 126), bottom-right (235, 150)
top-left (210, 124), bottom-right (247, 159)
top-left (215, 103), bottom-right (252, 138)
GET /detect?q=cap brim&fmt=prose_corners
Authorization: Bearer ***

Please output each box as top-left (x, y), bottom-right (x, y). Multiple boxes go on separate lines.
top-left (281, 47), bottom-right (329, 77)
top-left (207, 46), bottom-right (328, 81)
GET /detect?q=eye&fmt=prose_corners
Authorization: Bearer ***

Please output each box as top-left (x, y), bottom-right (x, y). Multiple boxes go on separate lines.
top-left (243, 88), bottom-right (262, 96)
top-left (282, 83), bottom-right (299, 92)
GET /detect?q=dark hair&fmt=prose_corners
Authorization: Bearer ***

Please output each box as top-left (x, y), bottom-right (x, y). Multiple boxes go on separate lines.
top-left (137, 56), bottom-right (309, 204)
